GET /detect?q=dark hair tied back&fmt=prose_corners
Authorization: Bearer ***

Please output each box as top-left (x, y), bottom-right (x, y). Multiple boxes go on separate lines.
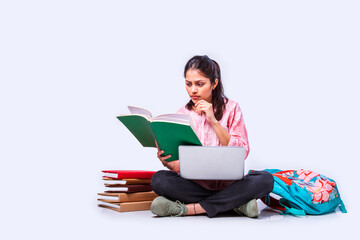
top-left (184, 55), bottom-right (228, 121)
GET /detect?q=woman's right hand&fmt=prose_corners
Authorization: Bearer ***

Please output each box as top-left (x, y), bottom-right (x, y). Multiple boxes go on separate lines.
top-left (155, 141), bottom-right (179, 172)
top-left (155, 141), bottom-right (172, 167)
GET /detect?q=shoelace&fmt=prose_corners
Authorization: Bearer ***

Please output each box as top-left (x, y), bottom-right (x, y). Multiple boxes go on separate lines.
top-left (167, 200), bottom-right (186, 217)
top-left (237, 204), bottom-right (246, 215)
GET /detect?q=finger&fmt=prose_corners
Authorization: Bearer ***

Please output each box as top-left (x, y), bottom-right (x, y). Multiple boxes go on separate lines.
top-left (197, 104), bottom-right (210, 113)
top-left (195, 100), bottom-right (206, 106)
top-left (160, 154), bottom-right (172, 161)
top-left (194, 105), bottom-right (200, 114)
top-left (196, 104), bottom-right (203, 112)
top-left (200, 106), bottom-right (209, 112)
top-left (155, 140), bottom-right (160, 151)
top-left (197, 106), bottom-right (206, 112)
top-left (195, 101), bottom-right (204, 108)
top-left (196, 100), bottom-right (209, 106)
top-left (157, 150), bottom-right (164, 158)
top-left (160, 158), bottom-right (171, 166)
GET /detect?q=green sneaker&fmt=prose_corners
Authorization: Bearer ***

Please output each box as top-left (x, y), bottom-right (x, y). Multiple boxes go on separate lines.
top-left (150, 196), bottom-right (188, 217)
top-left (234, 199), bottom-right (259, 218)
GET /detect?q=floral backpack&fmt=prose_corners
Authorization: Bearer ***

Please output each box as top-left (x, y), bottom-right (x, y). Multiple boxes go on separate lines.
top-left (258, 169), bottom-right (347, 216)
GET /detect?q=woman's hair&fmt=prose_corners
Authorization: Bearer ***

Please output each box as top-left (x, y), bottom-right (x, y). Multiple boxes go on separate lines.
top-left (184, 55), bottom-right (228, 121)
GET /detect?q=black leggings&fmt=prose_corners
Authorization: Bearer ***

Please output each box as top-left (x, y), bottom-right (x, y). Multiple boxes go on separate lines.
top-left (152, 170), bottom-right (274, 217)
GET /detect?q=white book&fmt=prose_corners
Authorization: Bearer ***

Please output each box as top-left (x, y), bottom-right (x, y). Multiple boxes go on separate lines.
top-left (126, 106), bottom-right (191, 124)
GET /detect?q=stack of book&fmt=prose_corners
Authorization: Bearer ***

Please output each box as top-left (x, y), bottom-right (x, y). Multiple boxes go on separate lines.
top-left (98, 170), bottom-right (158, 212)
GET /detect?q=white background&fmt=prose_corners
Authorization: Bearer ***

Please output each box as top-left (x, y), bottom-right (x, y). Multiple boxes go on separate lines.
top-left (1, 0), bottom-right (359, 239)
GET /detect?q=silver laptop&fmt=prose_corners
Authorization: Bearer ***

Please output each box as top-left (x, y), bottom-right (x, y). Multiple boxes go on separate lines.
top-left (178, 146), bottom-right (245, 180)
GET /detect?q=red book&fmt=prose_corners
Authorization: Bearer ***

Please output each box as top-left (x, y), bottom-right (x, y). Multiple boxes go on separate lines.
top-left (102, 170), bottom-right (156, 180)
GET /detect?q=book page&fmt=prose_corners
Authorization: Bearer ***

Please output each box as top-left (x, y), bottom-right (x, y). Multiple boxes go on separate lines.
top-left (97, 195), bottom-right (119, 200)
top-left (127, 106), bottom-right (153, 118)
top-left (105, 187), bottom-right (128, 191)
top-left (153, 113), bottom-right (191, 124)
top-left (98, 202), bottom-right (121, 209)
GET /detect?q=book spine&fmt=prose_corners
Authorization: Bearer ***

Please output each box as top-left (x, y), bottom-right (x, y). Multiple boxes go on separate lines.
top-left (98, 201), bottom-right (153, 212)
top-left (119, 191), bottom-right (158, 202)
top-left (102, 178), bottom-right (152, 185)
top-left (98, 191), bottom-right (158, 203)
top-left (119, 201), bottom-right (153, 212)
top-left (105, 185), bottom-right (152, 193)
top-left (102, 172), bottom-right (156, 179)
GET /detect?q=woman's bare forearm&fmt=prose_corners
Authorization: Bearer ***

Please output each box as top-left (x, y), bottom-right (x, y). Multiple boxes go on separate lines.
top-left (210, 120), bottom-right (231, 146)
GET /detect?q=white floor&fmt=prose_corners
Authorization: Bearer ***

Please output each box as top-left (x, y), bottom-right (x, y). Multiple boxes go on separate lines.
top-left (3, 196), bottom-right (353, 240)
top-left (2, 166), bottom-right (356, 240)
top-left (91, 200), bottom-right (353, 240)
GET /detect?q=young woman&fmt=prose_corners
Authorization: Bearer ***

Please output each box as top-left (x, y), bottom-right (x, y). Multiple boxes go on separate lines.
top-left (150, 55), bottom-right (274, 218)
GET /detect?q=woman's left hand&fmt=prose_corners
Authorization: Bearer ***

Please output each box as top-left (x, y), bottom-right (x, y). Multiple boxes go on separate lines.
top-left (195, 100), bottom-right (217, 125)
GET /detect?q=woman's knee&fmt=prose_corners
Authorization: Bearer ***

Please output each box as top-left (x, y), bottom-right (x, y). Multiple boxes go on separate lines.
top-left (247, 170), bottom-right (274, 195)
top-left (151, 170), bottom-right (175, 195)
top-left (258, 171), bottom-right (274, 194)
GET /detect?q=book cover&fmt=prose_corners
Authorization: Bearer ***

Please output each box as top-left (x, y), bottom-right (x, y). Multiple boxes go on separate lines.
top-left (97, 191), bottom-right (158, 203)
top-left (98, 200), bottom-right (153, 212)
top-left (118, 115), bottom-right (156, 147)
top-left (117, 106), bottom-right (202, 162)
top-left (104, 184), bottom-right (152, 193)
top-left (151, 121), bottom-right (202, 161)
top-left (102, 170), bottom-right (156, 179)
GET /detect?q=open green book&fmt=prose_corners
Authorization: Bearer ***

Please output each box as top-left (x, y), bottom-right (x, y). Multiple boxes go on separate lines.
top-left (117, 106), bottom-right (202, 162)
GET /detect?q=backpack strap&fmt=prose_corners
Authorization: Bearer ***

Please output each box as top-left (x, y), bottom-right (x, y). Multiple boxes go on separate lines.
top-left (279, 198), bottom-right (306, 216)
top-left (339, 201), bottom-right (347, 213)
top-left (335, 185), bottom-right (347, 213)
top-left (261, 195), bottom-right (306, 216)
top-left (261, 195), bottom-right (285, 212)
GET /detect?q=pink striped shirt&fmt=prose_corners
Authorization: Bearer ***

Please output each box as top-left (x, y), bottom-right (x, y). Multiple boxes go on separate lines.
top-left (177, 99), bottom-right (250, 190)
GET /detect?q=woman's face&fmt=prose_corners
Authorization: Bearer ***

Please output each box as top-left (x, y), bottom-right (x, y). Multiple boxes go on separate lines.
top-left (185, 68), bottom-right (217, 104)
